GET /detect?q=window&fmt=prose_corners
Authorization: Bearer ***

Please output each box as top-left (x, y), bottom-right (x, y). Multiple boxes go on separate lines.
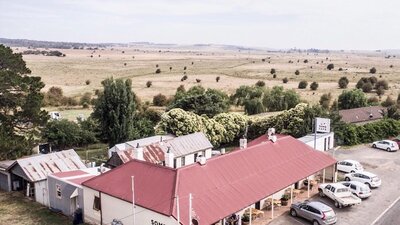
top-left (194, 153), bottom-right (198, 162)
top-left (93, 196), bottom-right (101, 211)
top-left (173, 159), bottom-right (177, 168)
top-left (350, 184), bottom-right (357, 190)
top-left (309, 206), bottom-right (320, 214)
top-left (181, 157), bottom-right (186, 166)
top-left (56, 184), bottom-right (61, 199)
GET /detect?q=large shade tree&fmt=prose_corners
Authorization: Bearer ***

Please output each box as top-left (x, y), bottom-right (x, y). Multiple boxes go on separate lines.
top-left (92, 78), bottom-right (137, 147)
top-left (0, 45), bottom-right (48, 159)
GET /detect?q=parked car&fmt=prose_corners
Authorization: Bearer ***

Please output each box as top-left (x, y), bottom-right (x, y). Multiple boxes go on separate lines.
top-left (337, 160), bottom-right (364, 173)
top-left (340, 181), bottom-right (372, 199)
top-left (318, 183), bottom-right (362, 208)
top-left (372, 140), bottom-right (399, 152)
top-left (391, 136), bottom-right (400, 146)
top-left (290, 201), bottom-right (337, 225)
top-left (344, 171), bottom-right (381, 188)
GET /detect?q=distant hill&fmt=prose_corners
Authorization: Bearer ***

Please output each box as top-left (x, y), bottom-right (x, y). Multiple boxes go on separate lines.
top-left (0, 38), bottom-right (111, 49)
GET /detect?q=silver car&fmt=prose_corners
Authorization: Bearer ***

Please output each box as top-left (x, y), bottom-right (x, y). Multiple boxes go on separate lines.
top-left (290, 201), bottom-right (337, 225)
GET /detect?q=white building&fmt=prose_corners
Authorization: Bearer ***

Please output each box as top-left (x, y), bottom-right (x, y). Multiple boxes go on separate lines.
top-left (297, 132), bottom-right (334, 152)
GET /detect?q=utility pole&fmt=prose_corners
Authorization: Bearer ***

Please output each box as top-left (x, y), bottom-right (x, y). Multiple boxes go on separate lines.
top-left (131, 176), bottom-right (135, 225)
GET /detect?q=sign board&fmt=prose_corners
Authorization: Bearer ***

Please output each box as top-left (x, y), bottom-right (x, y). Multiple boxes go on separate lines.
top-left (315, 117), bottom-right (331, 133)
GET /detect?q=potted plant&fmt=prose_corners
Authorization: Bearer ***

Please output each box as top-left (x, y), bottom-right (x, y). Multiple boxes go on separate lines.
top-left (281, 194), bottom-right (290, 206)
top-left (241, 214), bottom-right (250, 225)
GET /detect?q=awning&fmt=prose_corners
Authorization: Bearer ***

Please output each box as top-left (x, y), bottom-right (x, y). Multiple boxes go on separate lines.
top-left (70, 188), bottom-right (78, 198)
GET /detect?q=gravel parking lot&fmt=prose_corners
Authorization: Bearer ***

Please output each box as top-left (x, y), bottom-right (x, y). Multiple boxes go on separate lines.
top-left (269, 144), bottom-right (400, 225)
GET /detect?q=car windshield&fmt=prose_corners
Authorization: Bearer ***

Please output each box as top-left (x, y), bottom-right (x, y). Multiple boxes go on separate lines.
top-left (336, 188), bottom-right (349, 193)
top-left (323, 210), bottom-right (335, 217)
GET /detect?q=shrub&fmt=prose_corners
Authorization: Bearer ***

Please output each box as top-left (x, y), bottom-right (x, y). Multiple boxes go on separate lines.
top-left (155, 68), bottom-right (161, 74)
top-left (338, 77), bottom-right (349, 89)
top-left (338, 68), bottom-right (343, 71)
top-left (196, 79), bottom-right (201, 83)
top-left (255, 80), bottom-right (265, 87)
top-left (310, 82), bottom-right (319, 90)
top-left (270, 68), bottom-right (276, 74)
top-left (85, 80), bottom-right (91, 85)
top-left (370, 67), bottom-right (377, 74)
top-left (156, 64), bottom-right (159, 68)
top-left (327, 64), bottom-right (334, 70)
top-left (216, 76), bottom-right (220, 82)
top-left (319, 93), bottom-right (332, 109)
top-left (298, 81), bottom-right (308, 89)
top-left (153, 94), bottom-right (168, 106)
top-left (362, 82), bottom-right (373, 93)
top-left (181, 75), bottom-right (188, 81)
top-left (244, 98), bottom-right (265, 115)
top-left (376, 86), bottom-right (385, 96)
top-left (80, 92), bottom-right (92, 106)
top-left (295, 70), bottom-right (300, 75)
top-left (146, 81), bottom-right (152, 88)
top-left (367, 97), bottom-right (379, 106)
top-left (169, 66), bottom-right (172, 71)
top-left (273, 74), bottom-right (277, 78)
top-left (382, 96), bottom-right (396, 107)
top-left (390, 65), bottom-right (394, 68)
top-left (282, 77), bottom-right (289, 83)
top-left (375, 80), bottom-right (389, 90)
top-left (183, 66), bottom-right (187, 70)
top-left (124, 63), bottom-right (127, 66)
top-left (303, 59), bottom-right (308, 63)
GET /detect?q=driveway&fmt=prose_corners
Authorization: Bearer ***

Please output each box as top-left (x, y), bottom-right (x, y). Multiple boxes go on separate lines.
top-left (269, 145), bottom-right (400, 225)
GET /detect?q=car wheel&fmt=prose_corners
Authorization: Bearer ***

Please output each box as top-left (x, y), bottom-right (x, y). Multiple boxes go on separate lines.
top-left (290, 209), bottom-right (297, 217)
top-left (313, 220), bottom-right (320, 225)
top-left (350, 170), bottom-right (355, 173)
top-left (334, 201), bottom-right (340, 208)
top-left (318, 189), bottom-right (324, 197)
top-left (345, 177), bottom-right (350, 181)
top-left (387, 148), bottom-right (391, 152)
top-left (372, 144), bottom-right (376, 148)
top-left (366, 183), bottom-right (372, 189)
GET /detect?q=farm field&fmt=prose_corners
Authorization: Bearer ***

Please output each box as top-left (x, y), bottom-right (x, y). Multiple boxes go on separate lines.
top-left (16, 46), bottom-right (400, 108)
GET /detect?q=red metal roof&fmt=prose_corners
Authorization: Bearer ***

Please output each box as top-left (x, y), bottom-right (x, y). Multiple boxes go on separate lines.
top-left (52, 170), bottom-right (88, 178)
top-left (83, 135), bottom-right (336, 225)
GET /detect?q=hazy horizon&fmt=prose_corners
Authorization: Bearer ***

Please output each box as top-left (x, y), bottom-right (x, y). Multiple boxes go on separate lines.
top-left (1, 0), bottom-right (399, 50)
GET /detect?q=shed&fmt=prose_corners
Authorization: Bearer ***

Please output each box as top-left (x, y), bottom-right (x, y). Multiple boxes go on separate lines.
top-left (48, 167), bottom-right (108, 217)
top-left (339, 106), bottom-right (385, 124)
top-left (297, 132), bottom-right (335, 151)
top-left (0, 160), bottom-right (14, 191)
top-left (7, 149), bottom-right (86, 206)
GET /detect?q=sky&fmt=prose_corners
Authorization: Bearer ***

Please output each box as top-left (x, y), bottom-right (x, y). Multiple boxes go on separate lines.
top-left (0, 0), bottom-right (399, 50)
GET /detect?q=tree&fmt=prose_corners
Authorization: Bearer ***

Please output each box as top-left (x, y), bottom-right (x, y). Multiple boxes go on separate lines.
top-left (375, 80), bottom-right (389, 90)
top-left (270, 68), bottom-right (276, 74)
top-left (92, 78), bottom-right (137, 147)
top-left (282, 77), bottom-right (289, 83)
top-left (80, 92), bottom-right (92, 106)
top-left (85, 80), bottom-right (91, 85)
top-left (263, 86), bottom-right (300, 112)
top-left (327, 64), bottom-right (334, 70)
top-left (155, 68), bottom-right (161, 74)
top-left (146, 81), bottom-right (152, 88)
top-left (244, 98), bottom-right (265, 115)
top-left (370, 67), bottom-right (377, 74)
top-left (310, 81), bottom-right (319, 90)
top-left (362, 82), bottom-right (373, 93)
top-left (376, 86), bottom-right (385, 97)
top-left (338, 89), bottom-right (367, 109)
top-left (381, 96), bottom-right (396, 107)
top-left (0, 45), bottom-right (48, 159)
top-left (319, 93), bottom-right (332, 109)
top-left (168, 87), bottom-right (230, 117)
top-left (298, 81), bottom-right (308, 89)
top-left (338, 77), bottom-right (349, 89)
top-left (303, 59), bottom-right (308, 63)
top-left (153, 93), bottom-right (168, 106)
top-left (216, 76), bottom-right (220, 82)
top-left (295, 70), bottom-right (300, 75)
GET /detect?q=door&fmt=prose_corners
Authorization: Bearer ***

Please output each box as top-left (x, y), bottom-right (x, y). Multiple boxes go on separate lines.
top-left (255, 201), bottom-right (261, 210)
top-left (70, 197), bottom-right (78, 216)
top-left (299, 205), bottom-right (312, 220)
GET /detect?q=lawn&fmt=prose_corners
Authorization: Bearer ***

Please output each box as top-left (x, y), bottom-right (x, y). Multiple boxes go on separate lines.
top-left (0, 191), bottom-right (80, 225)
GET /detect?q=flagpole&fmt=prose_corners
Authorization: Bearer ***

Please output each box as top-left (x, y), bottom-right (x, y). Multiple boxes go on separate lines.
top-left (189, 193), bottom-right (192, 225)
top-left (131, 176), bottom-right (135, 225)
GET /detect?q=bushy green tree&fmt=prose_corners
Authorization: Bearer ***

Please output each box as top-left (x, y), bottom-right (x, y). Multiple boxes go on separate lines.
top-left (0, 44), bottom-right (48, 159)
top-left (168, 86), bottom-right (230, 117)
top-left (263, 86), bottom-right (300, 112)
top-left (244, 98), bottom-right (266, 115)
top-left (319, 93), bottom-right (332, 109)
top-left (153, 93), bottom-right (168, 106)
top-left (327, 64), bottom-right (334, 70)
top-left (310, 82), bottom-right (319, 90)
top-left (338, 76), bottom-right (348, 88)
top-left (298, 81), bottom-right (308, 89)
top-left (338, 89), bottom-right (367, 109)
top-left (92, 78), bottom-right (137, 147)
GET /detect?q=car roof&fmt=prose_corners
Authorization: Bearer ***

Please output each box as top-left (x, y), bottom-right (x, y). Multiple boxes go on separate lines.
top-left (307, 201), bottom-right (332, 211)
top-left (358, 171), bottom-right (377, 177)
top-left (328, 183), bottom-right (348, 188)
top-left (341, 159), bottom-right (360, 164)
top-left (342, 180), bottom-right (369, 187)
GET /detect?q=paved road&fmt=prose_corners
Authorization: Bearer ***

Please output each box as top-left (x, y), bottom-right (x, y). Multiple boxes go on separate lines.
top-left (374, 198), bottom-right (400, 225)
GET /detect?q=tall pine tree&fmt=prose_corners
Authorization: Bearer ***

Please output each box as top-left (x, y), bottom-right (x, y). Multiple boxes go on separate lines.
top-left (92, 78), bottom-right (137, 147)
top-left (0, 45), bottom-right (48, 159)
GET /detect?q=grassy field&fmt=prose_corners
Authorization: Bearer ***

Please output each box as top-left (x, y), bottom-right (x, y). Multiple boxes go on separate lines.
top-left (0, 191), bottom-right (83, 225)
top-left (16, 47), bottom-right (400, 112)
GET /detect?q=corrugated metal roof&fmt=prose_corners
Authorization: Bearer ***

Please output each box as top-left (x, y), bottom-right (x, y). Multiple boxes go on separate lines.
top-left (11, 149), bottom-right (86, 182)
top-left (0, 160), bottom-right (15, 170)
top-left (110, 135), bottom-right (175, 152)
top-left (162, 132), bottom-right (213, 157)
top-left (83, 135), bottom-right (336, 225)
top-left (117, 144), bottom-right (165, 164)
top-left (339, 106), bottom-right (385, 124)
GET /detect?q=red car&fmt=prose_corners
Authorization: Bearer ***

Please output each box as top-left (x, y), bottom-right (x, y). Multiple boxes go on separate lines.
top-left (391, 136), bottom-right (400, 146)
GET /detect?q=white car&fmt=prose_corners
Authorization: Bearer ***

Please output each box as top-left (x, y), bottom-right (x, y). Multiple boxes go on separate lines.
top-left (337, 160), bottom-right (364, 173)
top-left (344, 171), bottom-right (381, 188)
top-left (372, 140), bottom-right (399, 152)
top-left (340, 181), bottom-right (372, 199)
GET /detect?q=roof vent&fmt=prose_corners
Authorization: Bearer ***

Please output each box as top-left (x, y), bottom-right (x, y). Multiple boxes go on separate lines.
top-left (267, 128), bottom-right (277, 143)
top-left (239, 138), bottom-right (247, 149)
top-left (197, 156), bottom-right (207, 165)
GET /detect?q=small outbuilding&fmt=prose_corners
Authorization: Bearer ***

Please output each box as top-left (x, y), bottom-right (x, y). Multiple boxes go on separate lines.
top-left (297, 132), bottom-right (335, 151)
top-left (47, 167), bottom-right (109, 217)
top-left (339, 106), bottom-right (385, 124)
top-left (7, 149), bottom-right (87, 206)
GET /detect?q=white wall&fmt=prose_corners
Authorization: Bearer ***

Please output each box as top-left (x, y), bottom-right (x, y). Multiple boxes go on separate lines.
top-left (35, 180), bottom-right (49, 207)
top-left (304, 133), bottom-right (334, 151)
top-left (83, 186), bottom-right (177, 225)
top-left (205, 148), bottom-right (212, 159)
